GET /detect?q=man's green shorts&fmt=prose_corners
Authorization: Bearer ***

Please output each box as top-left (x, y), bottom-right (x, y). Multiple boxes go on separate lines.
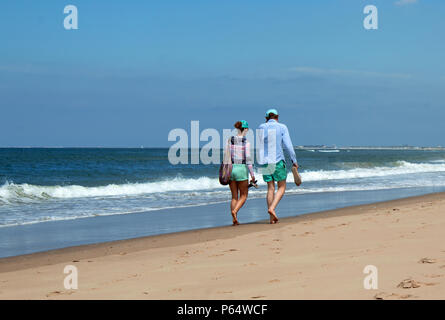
top-left (262, 160), bottom-right (287, 182)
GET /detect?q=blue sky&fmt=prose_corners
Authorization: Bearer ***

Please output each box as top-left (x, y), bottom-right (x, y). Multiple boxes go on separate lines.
top-left (1, 0), bottom-right (444, 147)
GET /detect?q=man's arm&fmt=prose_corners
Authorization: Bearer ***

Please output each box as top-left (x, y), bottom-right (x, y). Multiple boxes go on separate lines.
top-left (282, 124), bottom-right (297, 166)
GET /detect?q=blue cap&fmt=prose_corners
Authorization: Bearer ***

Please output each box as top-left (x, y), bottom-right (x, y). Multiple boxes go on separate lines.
top-left (265, 108), bottom-right (279, 117)
top-left (240, 120), bottom-right (249, 128)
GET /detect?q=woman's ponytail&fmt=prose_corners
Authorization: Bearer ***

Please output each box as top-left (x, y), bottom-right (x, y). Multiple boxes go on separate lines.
top-left (234, 121), bottom-right (243, 130)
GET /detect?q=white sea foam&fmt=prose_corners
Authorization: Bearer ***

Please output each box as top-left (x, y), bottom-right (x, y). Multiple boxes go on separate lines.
top-left (0, 177), bottom-right (224, 203)
top-left (300, 161), bottom-right (445, 182)
top-left (1, 161), bottom-right (445, 204)
top-left (3, 179), bottom-right (445, 228)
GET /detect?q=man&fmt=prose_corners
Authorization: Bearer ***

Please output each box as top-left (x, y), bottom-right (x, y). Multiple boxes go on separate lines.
top-left (258, 108), bottom-right (298, 224)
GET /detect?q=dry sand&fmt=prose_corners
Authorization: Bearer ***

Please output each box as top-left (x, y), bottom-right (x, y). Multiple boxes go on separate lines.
top-left (1, 192), bottom-right (445, 300)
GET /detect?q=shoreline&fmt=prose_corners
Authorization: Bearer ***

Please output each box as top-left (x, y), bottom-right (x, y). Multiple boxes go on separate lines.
top-left (1, 191), bottom-right (443, 271)
top-left (1, 191), bottom-right (445, 299)
top-left (2, 186), bottom-right (444, 260)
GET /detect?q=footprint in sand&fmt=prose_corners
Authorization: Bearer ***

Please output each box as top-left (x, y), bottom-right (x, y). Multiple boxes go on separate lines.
top-left (397, 278), bottom-right (439, 289)
top-left (325, 223), bottom-right (349, 229)
top-left (268, 279), bottom-right (280, 283)
top-left (46, 291), bottom-right (62, 297)
top-left (243, 262), bottom-right (258, 267)
top-left (173, 259), bottom-right (187, 264)
top-left (374, 292), bottom-right (414, 300)
top-left (251, 295), bottom-right (266, 299)
top-left (424, 274), bottom-right (444, 279)
top-left (268, 247), bottom-right (281, 255)
top-left (418, 258), bottom-right (437, 264)
top-left (208, 253), bottom-right (224, 257)
top-left (423, 282), bottom-right (440, 287)
top-left (46, 290), bottom-right (75, 298)
top-left (397, 278), bottom-right (421, 289)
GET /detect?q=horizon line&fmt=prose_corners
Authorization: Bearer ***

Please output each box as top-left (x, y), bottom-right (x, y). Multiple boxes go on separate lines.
top-left (0, 145), bottom-right (444, 149)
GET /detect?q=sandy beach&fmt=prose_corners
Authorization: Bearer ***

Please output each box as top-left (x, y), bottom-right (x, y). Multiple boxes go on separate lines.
top-left (1, 192), bottom-right (445, 300)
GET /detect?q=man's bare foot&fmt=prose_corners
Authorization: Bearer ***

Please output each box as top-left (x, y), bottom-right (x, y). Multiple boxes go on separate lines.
top-left (231, 210), bottom-right (239, 226)
top-left (268, 209), bottom-right (279, 224)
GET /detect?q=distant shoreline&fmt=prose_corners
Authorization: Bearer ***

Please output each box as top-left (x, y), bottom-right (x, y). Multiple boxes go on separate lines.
top-left (297, 146), bottom-right (445, 151)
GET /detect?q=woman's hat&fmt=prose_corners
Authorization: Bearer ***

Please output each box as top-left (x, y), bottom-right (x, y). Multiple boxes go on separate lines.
top-left (240, 120), bottom-right (249, 128)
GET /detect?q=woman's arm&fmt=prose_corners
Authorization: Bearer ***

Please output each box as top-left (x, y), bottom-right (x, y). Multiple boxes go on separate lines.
top-left (245, 142), bottom-right (255, 179)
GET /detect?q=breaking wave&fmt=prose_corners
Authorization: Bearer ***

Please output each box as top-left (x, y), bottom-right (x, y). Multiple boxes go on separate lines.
top-left (1, 160), bottom-right (445, 205)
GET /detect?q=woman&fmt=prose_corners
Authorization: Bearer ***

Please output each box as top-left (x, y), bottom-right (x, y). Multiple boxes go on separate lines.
top-left (227, 120), bottom-right (255, 225)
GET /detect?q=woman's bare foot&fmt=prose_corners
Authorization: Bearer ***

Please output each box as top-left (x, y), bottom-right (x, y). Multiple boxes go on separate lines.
top-left (268, 208), bottom-right (279, 224)
top-left (231, 210), bottom-right (239, 226)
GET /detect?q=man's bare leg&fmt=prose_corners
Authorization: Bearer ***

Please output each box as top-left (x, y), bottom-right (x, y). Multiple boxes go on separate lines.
top-left (268, 180), bottom-right (286, 223)
top-left (266, 181), bottom-right (276, 223)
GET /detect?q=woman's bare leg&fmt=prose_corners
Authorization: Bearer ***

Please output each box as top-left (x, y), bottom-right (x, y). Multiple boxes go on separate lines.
top-left (229, 180), bottom-right (239, 225)
top-left (232, 180), bottom-right (248, 222)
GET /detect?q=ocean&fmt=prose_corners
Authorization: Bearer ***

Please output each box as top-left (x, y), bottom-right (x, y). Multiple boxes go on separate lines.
top-left (1, 147), bottom-right (445, 257)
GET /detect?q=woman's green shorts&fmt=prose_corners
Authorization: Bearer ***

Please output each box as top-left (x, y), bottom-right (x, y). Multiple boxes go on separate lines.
top-left (230, 164), bottom-right (249, 182)
top-left (262, 160), bottom-right (287, 182)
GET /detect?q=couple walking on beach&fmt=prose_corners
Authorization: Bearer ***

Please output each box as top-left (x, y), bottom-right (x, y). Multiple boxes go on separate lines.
top-left (226, 108), bottom-right (299, 225)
